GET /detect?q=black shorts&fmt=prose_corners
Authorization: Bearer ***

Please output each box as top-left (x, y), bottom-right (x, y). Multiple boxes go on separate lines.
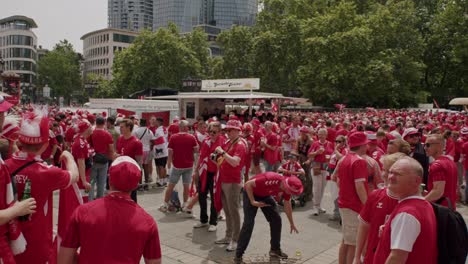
top-left (154, 157), bottom-right (168, 167)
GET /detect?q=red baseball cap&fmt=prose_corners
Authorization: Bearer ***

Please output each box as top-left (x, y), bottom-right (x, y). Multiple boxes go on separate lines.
top-left (109, 156), bottom-right (141, 192)
top-left (348, 132), bottom-right (369, 148)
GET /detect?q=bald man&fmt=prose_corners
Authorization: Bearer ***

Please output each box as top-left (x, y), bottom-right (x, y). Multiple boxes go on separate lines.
top-left (373, 157), bottom-right (437, 264)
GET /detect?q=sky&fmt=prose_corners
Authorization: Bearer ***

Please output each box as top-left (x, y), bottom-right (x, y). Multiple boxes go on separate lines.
top-left (0, 0), bottom-right (107, 53)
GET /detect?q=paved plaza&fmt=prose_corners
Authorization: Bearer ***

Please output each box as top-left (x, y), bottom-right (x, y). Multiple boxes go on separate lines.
top-left (53, 176), bottom-right (468, 264)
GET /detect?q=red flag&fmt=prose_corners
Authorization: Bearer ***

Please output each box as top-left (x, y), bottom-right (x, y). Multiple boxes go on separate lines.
top-left (271, 102), bottom-right (279, 113)
top-left (116, 108), bottom-right (136, 117)
top-left (334, 104), bottom-right (346, 111)
top-left (433, 98), bottom-right (440, 109)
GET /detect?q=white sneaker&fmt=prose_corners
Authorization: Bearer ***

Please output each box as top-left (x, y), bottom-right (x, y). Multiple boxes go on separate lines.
top-left (193, 222), bottom-right (208, 228)
top-left (181, 207), bottom-right (193, 218)
top-left (318, 208), bottom-right (327, 214)
top-left (218, 213), bottom-right (226, 221)
top-left (208, 225), bottom-right (217, 232)
top-left (226, 241), bottom-right (237, 252)
top-left (312, 208), bottom-right (319, 216)
top-left (158, 203), bottom-right (168, 213)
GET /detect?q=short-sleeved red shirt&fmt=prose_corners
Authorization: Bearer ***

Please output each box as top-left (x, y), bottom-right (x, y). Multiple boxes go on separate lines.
top-left (6, 152), bottom-right (71, 264)
top-left (280, 161), bottom-right (303, 177)
top-left (367, 147), bottom-right (385, 169)
top-left (167, 133), bottom-right (198, 169)
top-left (250, 172), bottom-right (291, 201)
top-left (359, 188), bottom-right (399, 264)
top-left (61, 194), bottom-right (161, 263)
top-left (220, 138), bottom-right (246, 183)
top-left (41, 130), bottom-right (58, 160)
top-left (91, 129), bottom-right (113, 155)
top-left (263, 132), bottom-right (280, 165)
top-left (308, 140), bottom-right (334, 163)
top-left (337, 152), bottom-right (369, 213)
top-left (462, 141), bottom-right (468, 170)
top-left (116, 135), bottom-right (143, 161)
top-left (427, 155), bottom-right (458, 208)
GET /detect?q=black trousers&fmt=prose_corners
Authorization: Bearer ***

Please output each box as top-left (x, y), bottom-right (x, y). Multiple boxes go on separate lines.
top-left (198, 171), bottom-right (217, 225)
top-left (236, 191), bottom-right (282, 258)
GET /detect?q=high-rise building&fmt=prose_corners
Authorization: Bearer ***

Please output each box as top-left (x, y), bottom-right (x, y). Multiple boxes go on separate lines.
top-left (153, 0), bottom-right (257, 33)
top-left (108, 0), bottom-right (153, 32)
top-left (0, 15), bottom-right (38, 91)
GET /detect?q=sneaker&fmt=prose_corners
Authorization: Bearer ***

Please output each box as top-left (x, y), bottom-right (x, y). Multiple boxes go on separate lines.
top-left (158, 203), bottom-right (168, 213)
top-left (312, 208), bottom-right (319, 216)
top-left (143, 185), bottom-right (149, 191)
top-left (226, 241), bottom-right (237, 252)
top-left (193, 222), bottom-right (208, 228)
top-left (318, 208), bottom-right (327, 214)
top-left (218, 213), bottom-right (226, 221)
top-left (181, 207), bottom-right (193, 218)
top-left (233, 256), bottom-right (244, 264)
top-left (208, 225), bottom-right (217, 232)
top-left (215, 237), bottom-right (231, 245)
top-left (269, 249), bottom-right (288, 259)
top-left (156, 182), bottom-right (164, 188)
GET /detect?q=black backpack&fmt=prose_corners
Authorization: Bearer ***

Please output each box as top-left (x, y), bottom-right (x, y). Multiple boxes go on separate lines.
top-left (431, 197), bottom-right (468, 264)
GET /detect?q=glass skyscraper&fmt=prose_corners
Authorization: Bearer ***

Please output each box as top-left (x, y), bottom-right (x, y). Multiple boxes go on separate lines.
top-left (153, 0), bottom-right (257, 33)
top-left (108, 0), bottom-right (154, 31)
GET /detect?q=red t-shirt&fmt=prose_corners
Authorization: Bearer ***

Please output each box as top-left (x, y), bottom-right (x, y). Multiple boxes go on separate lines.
top-left (367, 147), bottom-right (385, 169)
top-left (308, 140), bottom-right (334, 163)
top-left (167, 133), bottom-right (198, 169)
top-left (167, 123), bottom-right (179, 141)
top-left (41, 131), bottom-right (58, 160)
top-left (220, 138), bottom-right (247, 183)
top-left (250, 172), bottom-right (291, 201)
top-left (326, 127), bottom-right (337, 144)
top-left (359, 188), bottom-right (399, 264)
top-left (462, 141), bottom-right (468, 170)
top-left (64, 126), bottom-right (76, 144)
top-left (373, 198), bottom-right (437, 264)
top-left (61, 194), bottom-right (161, 263)
top-left (6, 152), bottom-right (71, 264)
top-left (280, 161), bottom-right (303, 177)
top-left (264, 132), bottom-right (280, 165)
top-left (427, 155), bottom-right (458, 208)
top-left (252, 130), bottom-right (264, 155)
top-left (91, 129), bottom-right (113, 155)
top-left (116, 135), bottom-right (143, 161)
top-left (72, 136), bottom-right (93, 190)
top-left (337, 152), bottom-right (368, 213)
top-left (198, 135), bottom-right (226, 173)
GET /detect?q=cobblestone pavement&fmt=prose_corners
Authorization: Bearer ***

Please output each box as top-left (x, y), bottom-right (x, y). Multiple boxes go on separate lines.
top-left (54, 179), bottom-right (468, 264)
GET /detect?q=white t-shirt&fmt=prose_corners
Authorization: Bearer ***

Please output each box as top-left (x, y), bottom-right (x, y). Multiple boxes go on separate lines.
top-left (132, 127), bottom-right (154, 152)
top-left (153, 126), bottom-right (168, 158)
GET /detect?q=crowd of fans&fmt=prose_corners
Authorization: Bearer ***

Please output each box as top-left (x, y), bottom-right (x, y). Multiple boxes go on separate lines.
top-left (0, 97), bottom-right (467, 263)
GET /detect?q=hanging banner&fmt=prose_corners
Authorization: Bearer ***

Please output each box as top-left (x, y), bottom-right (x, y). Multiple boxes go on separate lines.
top-left (201, 78), bottom-right (260, 91)
top-left (116, 108), bottom-right (136, 117)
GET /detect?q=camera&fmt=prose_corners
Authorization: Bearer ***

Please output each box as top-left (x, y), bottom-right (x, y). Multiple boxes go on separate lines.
top-left (210, 153), bottom-right (219, 161)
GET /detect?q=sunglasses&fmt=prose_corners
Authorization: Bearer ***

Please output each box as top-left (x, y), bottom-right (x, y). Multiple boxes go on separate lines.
top-left (209, 130), bottom-right (218, 135)
top-left (408, 134), bottom-right (419, 139)
top-left (424, 142), bottom-right (440, 148)
top-left (388, 141), bottom-right (395, 145)
top-left (335, 140), bottom-right (343, 143)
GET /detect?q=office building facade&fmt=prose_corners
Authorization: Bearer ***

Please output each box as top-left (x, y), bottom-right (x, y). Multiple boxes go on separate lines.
top-left (108, 0), bottom-right (153, 31)
top-left (0, 15), bottom-right (38, 89)
top-left (81, 28), bottom-right (139, 81)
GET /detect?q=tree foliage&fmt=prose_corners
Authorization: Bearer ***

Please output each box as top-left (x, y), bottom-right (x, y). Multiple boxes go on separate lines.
top-left (37, 40), bottom-right (81, 102)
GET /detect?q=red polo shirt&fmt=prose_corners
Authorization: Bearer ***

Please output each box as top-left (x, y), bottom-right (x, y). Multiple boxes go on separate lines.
top-left (167, 133), bottom-right (198, 169)
top-left (427, 155), bottom-right (458, 208)
top-left (220, 138), bottom-right (246, 183)
top-left (337, 152), bottom-right (368, 213)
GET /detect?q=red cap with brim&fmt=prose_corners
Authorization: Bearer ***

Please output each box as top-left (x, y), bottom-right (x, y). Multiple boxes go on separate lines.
top-left (348, 132), bottom-right (369, 148)
top-left (225, 120), bottom-right (242, 130)
top-left (283, 177), bottom-right (303, 196)
top-left (109, 156), bottom-right (141, 192)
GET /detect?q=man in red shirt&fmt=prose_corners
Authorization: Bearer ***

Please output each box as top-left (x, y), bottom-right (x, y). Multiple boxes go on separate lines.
top-left (373, 157), bottom-right (437, 264)
top-left (159, 120), bottom-right (198, 212)
top-left (234, 172), bottom-right (302, 263)
top-left (116, 119), bottom-right (143, 202)
top-left (424, 134), bottom-right (458, 208)
top-left (7, 109), bottom-right (78, 264)
top-left (335, 132), bottom-right (369, 264)
top-left (214, 119), bottom-right (246, 252)
top-left (262, 121), bottom-right (281, 172)
top-left (89, 116), bottom-right (115, 200)
top-left (251, 119), bottom-right (264, 175)
top-left (71, 121), bottom-right (93, 203)
top-left (58, 156), bottom-right (161, 264)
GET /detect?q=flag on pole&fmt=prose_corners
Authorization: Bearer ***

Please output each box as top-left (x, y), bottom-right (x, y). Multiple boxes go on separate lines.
top-left (334, 104), bottom-right (346, 111)
top-left (433, 98), bottom-right (440, 109)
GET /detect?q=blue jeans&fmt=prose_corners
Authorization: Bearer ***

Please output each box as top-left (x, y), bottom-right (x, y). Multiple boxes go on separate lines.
top-left (89, 162), bottom-right (108, 201)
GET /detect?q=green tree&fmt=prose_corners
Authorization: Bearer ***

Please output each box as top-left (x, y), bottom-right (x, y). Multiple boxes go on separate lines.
top-left (37, 40), bottom-right (81, 103)
top-left (112, 26), bottom-right (201, 97)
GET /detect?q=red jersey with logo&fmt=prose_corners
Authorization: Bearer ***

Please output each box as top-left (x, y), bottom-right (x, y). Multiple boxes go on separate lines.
top-left (91, 128), bottom-right (113, 155)
top-left (250, 172), bottom-right (291, 201)
top-left (373, 197), bottom-right (437, 264)
top-left (199, 135), bottom-right (226, 173)
top-left (263, 132), bottom-right (280, 165)
top-left (167, 133), bottom-right (198, 168)
top-left (359, 188), bottom-right (399, 264)
top-left (116, 135), bottom-right (143, 161)
top-left (367, 147), bottom-right (385, 169)
top-left (427, 155), bottom-right (458, 208)
top-left (6, 152), bottom-right (71, 264)
top-left (72, 135), bottom-right (93, 190)
top-left (308, 140), bottom-right (334, 163)
top-left (61, 194), bottom-right (161, 263)
top-left (220, 138), bottom-right (246, 183)
top-left (280, 161), bottom-right (303, 177)
top-left (337, 152), bottom-right (368, 213)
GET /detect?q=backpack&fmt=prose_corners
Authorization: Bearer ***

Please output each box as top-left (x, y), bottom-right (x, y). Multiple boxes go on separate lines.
top-left (431, 197), bottom-right (468, 264)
